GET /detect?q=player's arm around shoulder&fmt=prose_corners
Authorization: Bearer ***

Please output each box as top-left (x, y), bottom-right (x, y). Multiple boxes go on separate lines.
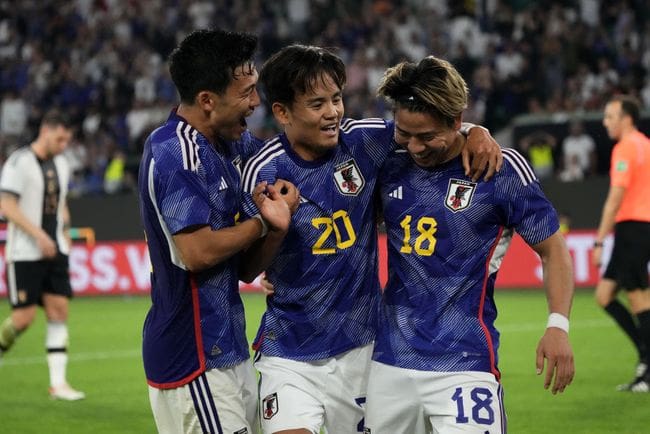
top-left (460, 123), bottom-right (503, 182)
top-left (531, 231), bottom-right (575, 395)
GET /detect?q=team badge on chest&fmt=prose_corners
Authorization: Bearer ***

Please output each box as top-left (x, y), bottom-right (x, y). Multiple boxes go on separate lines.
top-left (333, 159), bottom-right (365, 196)
top-left (445, 179), bottom-right (476, 212)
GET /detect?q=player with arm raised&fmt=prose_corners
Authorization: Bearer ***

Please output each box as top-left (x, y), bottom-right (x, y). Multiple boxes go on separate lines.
top-left (364, 56), bottom-right (574, 434)
top-left (137, 29), bottom-right (296, 434)
top-left (240, 44), bottom-right (502, 434)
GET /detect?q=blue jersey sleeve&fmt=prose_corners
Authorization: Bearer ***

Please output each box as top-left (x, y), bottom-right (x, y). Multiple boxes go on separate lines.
top-left (155, 167), bottom-right (211, 235)
top-left (496, 149), bottom-right (559, 245)
top-left (241, 138), bottom-right (282, 220)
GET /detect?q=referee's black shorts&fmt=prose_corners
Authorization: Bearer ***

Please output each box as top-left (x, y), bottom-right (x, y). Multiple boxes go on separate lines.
top-left (6, 253), bottom-right (73, 308)
top-left (604, 221), bottom-right (650, 291)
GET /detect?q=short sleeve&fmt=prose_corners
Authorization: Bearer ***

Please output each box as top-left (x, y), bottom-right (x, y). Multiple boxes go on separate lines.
top-left (610, 142), bottom-right (633, 188)
top-left (240, 155), bottom-right (280, 220)
top-left (497, 150), bottom-right (559, 246)
top-left (155, 168), bottom-right (211, 235)
top-left (0, 151), bottom-right (26, 196)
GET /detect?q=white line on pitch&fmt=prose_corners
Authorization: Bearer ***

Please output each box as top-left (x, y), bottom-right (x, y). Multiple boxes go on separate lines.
top-left (0, 349), bottom-right (140, 366)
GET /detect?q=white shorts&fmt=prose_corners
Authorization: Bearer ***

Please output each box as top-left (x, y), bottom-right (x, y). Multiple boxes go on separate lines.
top-left (256, 344), bottom-right (373, 434)
top-left (149, 360), bottom-right (259, 434)
top-left (365, 361), bottom-right (506, 434)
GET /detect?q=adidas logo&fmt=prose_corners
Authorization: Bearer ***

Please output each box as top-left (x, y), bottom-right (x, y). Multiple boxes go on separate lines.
top-left (219, 177), bottom-right (228, 191)
top-left (388, 186), bottom-right (403, 199)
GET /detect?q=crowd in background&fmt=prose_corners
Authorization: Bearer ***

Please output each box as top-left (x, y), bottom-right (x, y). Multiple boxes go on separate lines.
top-left (0, 0), bottom-right (648, 194)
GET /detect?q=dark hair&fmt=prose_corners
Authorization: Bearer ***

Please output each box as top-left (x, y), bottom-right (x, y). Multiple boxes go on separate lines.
top-left (259, 44), bottom-right (346, 107)
top-left (41, 109), bottom-right (72, 129)
top-left (377, 56), bottom-right (468, 128)
top-left (611, 95), bottom-right (641, 125)
top-left (169, 29), bottom-right (258, 103)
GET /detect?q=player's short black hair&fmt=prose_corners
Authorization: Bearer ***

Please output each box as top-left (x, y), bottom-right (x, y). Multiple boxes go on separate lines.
top-left (612, 95), bottom-right (641, 125)
top-left (41, 109), bottom-right (72, 129)
top-left (169, 29), bottom-right (258, 103)
top-left (259, 44), bottom-right (346, 107)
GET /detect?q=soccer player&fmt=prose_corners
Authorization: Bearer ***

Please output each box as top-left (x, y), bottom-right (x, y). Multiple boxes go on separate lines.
top-left (240, 45), bottom-right (501, 434)
top-left (137, 29), bottom-right (297, 434)
top-left (592, 95), bottom-right (650, 392)
top-left (0, 110), bottom-right (85, 401)
top-left (364, 56), bottom-right (575, 433)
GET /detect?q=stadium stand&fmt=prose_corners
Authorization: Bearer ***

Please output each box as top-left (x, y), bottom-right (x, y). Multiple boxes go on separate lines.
top-left (0, 0), bottom-right (649, 191)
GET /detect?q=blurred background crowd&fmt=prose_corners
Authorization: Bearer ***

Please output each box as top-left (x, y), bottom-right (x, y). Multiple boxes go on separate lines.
top-left (0, 0), bottom-right (648, 195)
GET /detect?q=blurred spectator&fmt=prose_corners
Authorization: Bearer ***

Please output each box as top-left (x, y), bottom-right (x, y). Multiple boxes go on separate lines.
top-left (559, 119), bottom-right (597, 181)
top-left (0, 0), bottom-right (649, 195)
top-left (0, 89), bottom-right (27, 141)
top-left (103, 149), bottom-right (131, 194)
top-left (519, 130), bottom-right (558, 180)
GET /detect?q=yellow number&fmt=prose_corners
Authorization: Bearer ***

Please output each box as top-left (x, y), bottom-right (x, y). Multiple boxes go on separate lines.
top-left (415, 217), bottom-right (437, 255)
top-left (311, 211), bottom-right (357, 254)
top-left (400, 215), bottom-right (412, 254)
top-left (312, 217), bottom-right (336, 254)
top-left (332, 210), bottom-right (356, 249)
top-left (399, 215), bottom-right (437, 256)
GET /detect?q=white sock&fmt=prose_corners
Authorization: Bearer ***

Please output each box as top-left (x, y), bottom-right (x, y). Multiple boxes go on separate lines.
top-left (46, 321), bottom-right (68, 388)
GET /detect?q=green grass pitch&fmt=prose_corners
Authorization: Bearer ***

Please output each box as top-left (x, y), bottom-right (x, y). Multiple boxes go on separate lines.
top-left (0, 289), bottom-right (648, 433)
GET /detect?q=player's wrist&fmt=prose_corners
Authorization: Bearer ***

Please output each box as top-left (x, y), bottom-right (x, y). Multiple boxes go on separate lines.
top-left (593, 240), bottom-right (604, 248)
top-left (252, 214), bottom-right (269, 238)
top-left (546, 312), bottom-right (569, 333)
top-left (459, 122), bottom-right (487, 137)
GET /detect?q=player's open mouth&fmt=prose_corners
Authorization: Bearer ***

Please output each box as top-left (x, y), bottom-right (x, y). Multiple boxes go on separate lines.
top-left (320, 124), bottom-right (338, 136)
top-left (239, 117), bottom-right (248, 128)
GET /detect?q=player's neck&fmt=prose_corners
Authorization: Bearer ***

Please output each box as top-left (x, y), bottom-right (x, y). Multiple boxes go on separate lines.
top-left (619, 125), bottom-right (638, 140)
top-left (176, 104), bottom-right (217, 145)
top-left (30, 139), bottom-right (50, 160)
top-left (440, 132), bottom-right (465, 165)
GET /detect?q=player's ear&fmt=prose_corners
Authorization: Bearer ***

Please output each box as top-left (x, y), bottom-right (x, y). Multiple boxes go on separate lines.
top-left (453, 114), bottom-right (462, 131)
top-left (271, 102), bottom-right (291, 126)
top-left (196, 91), bottom-right (215, 111)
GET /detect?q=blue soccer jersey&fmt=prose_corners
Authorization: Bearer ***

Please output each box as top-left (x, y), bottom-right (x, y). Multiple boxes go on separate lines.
top-left (375, 148), bottom-right (559, 378)
top-left (138, 110), bottom-right (261, 388)
top-left (241, 118), bottom-right (395, 360)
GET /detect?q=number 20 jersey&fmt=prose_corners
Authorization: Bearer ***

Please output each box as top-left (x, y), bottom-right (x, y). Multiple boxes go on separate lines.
top-left (375, 148), bottom-right (559, 378)
top-left (241, 118), bottom-right (395, 361)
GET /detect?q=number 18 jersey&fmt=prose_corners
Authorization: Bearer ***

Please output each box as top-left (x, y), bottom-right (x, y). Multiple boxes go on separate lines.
top-left (375, 148), bottom-right (559, 377)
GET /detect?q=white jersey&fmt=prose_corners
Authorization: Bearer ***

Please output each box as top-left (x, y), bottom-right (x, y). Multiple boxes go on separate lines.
top-left (0, 146), bottom-right (70, 261)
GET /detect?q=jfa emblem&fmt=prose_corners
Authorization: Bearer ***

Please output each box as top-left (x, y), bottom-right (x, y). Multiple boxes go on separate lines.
top-left (445, 179), bottom-right (476, 212)
top-left (334, 159), bottom-right (365, 196)
top-left (262, 393), bottom-right (278, 420)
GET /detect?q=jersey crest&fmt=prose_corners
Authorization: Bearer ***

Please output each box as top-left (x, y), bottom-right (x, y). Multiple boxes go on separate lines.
top-left (262, 393), bottom-right (279, 419)
top-left (445, 179), bottom-right (476, 212)
top-left (333, 159), bottom-right (365, 196)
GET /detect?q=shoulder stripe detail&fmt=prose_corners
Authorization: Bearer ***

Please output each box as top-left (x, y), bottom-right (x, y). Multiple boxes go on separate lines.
top-left (191, 129), bottom-right (200, 170)
top-left (176, 122), bottom-right (201, 172)
top-left (503, 148), bottom-right (536, 186)
top-left (177, 122), bottom-right (189, 170)
top-left (340, 117), bottom-right (384, 129)
top-left (242, 137), bottom-right (285, 193)
top-left (340, 118), bottom-right (386, 133)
